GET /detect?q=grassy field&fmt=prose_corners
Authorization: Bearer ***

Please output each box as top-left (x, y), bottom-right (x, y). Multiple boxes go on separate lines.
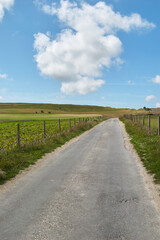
top-left (0, 102), bottom-right (139, 117)
top-left (133, 114), bottom-right (159, 134)
top-left (0, 113), bottom-right (100, 122)
top-left (0, 117), bottom-right (106, 184)
top-left (0, 117), bottom-right (90, 152)
top-left (122, 118), bottom-right (160, 184)
top-left (0, 102), bottom-right (148, 184)
top-left (144, 115), bottom-right (158, 133)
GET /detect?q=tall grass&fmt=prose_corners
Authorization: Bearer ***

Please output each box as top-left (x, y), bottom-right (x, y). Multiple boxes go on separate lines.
top-left (121, 118), bottom-right (160, 184)
top-left (132, 114), bottom-right (159, 134)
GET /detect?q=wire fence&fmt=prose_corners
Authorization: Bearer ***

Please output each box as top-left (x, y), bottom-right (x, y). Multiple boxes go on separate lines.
top-left (0, 116), bottom-right (102, 153)
top-left (124, 114), bottom-right (160, 135)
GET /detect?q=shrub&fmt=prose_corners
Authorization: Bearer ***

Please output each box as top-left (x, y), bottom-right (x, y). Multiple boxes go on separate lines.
top-left (0, 169), bottom-right (6, 180)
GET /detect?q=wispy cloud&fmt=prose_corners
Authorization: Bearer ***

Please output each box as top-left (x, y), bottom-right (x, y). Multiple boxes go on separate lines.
top-left (34, 0), bottom-right (155, 95)
top-left (1, 88), bottom-right (8, 94)
top-left (145, 95), bottom-right (156, 102)
top-left (0, 88), bottom-right (8, 102)
top-left (0, 0), bottom-right (14, 22)
top-left (0, 73), bottom-right (13, 81)
top-left (0, 73), bottom-right (8, 79)
top-left (156, 102), bottom-right (160, 108)
top-left (101, 96), bottom-right (106, 100)
top-left (127, 80), bottom-right (136, 85)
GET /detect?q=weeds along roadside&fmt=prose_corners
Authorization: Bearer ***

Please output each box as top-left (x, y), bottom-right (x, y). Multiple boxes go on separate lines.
top-left (120, 117), bottom-right (160, 184)
top-left (0, 117), bottom-right (107, 184)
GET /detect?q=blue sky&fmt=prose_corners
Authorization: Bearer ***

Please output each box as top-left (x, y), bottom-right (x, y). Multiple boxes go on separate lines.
top-left (0, 0), bottom-right (159, 109)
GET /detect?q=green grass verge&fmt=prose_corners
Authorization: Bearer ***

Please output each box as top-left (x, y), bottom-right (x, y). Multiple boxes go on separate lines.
top-left (121, 118), bottom-right (160, 184)
top-left (0, 119), bottom-right (106, 184)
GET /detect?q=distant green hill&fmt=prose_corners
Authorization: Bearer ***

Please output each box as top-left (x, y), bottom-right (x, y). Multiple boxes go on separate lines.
top-left (0, 102), bottom-right (137, 116)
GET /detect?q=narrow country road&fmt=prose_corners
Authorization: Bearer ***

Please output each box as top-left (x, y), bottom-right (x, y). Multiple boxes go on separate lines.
top-left (0, 118), bottom-right (160, 240)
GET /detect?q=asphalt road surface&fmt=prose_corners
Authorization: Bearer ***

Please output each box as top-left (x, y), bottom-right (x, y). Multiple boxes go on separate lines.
top-left (0, 118), bottom-right (160, 240)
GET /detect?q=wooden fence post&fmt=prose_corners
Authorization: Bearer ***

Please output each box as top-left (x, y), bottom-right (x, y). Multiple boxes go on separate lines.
top-left (58, 119), bottom-right (61, 132)
top-left (43, 120), bottom-right (46, 141)
top-left (17, 124), bottom-right (20, 147)
top-left (143, 115), bottom-right (145, 126)
top-left (148, 115), bottom-right (150, 131)
top-left (158, 116), bottom-right (160, 136)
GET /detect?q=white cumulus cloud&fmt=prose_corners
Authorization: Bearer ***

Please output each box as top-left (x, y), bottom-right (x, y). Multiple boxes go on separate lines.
top-left (145, 95), bottom-right (156, 102)
top-left (152, 75), bottom-right (160, 84)
top-left (40, 1), bottom-right (155, 32)
top-left (34, 32), bottom-right (122, 81)
top-left (0, 0), bottom-right (14, 21)
top-left (61, 77), bottom-right (105, 95)
top-left (34, 0), bottom-right (155, 95)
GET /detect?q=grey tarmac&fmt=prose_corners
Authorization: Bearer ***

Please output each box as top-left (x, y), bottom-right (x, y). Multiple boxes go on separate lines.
top-left (0, 118), bottom-right (160, 240)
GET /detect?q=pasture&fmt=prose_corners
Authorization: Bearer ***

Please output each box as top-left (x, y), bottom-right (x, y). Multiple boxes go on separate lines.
top-left (133, 114), bottom-right (160, 134)
top-left (0, 116), bottom-right (105, 183)
top-left (0, 117), bottom-right (95, 153)
top-left (0, 103), bottom-right (139, 117)
top-left (0, 113), bottom-right (99, 122)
